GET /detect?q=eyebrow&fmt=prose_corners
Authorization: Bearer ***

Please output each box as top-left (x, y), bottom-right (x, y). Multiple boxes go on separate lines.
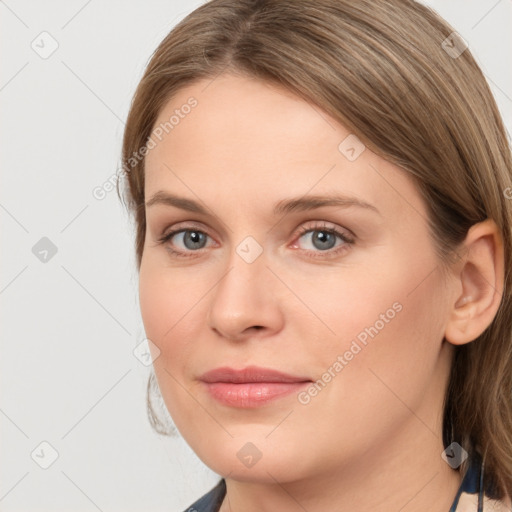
top-left (145, 191), bottom-right (380, 216)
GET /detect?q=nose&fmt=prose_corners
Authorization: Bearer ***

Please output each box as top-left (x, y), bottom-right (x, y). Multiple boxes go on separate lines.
top-left (206, 246), bottom-right (284, 342)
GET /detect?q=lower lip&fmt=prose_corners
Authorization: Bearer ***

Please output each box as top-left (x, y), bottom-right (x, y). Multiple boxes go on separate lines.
top-left (202, 382), bottom-right (311, 408)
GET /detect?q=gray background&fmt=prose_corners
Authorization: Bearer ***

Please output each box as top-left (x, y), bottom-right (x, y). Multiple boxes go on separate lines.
top-left (1, 1), bottom-right (511, 511)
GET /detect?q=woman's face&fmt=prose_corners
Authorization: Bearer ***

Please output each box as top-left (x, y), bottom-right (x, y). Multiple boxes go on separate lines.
top-left (139, 73), bottom-right (457, 484)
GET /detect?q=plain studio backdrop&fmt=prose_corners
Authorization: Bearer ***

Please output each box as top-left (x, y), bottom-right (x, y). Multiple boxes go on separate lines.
top-left (1, 1), bottom-right (511, 511)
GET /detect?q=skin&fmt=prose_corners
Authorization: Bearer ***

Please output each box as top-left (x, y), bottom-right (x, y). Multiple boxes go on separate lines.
top-left (139, 73), bottom-right (504, 511)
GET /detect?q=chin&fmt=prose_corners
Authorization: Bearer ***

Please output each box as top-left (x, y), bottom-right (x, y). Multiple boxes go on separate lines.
top-left (193, 438), bottom-right (311, 484)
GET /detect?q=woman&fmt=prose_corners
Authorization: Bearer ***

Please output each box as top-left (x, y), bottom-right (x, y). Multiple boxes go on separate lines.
top-left (119, 0), bottom-right (512, 510)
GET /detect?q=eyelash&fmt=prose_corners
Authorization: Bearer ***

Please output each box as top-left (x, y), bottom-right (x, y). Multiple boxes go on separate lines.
top-left (156, 222), bottom-right (355, 260)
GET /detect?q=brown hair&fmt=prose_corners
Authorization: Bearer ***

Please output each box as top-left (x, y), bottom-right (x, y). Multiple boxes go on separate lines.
top-left (118, 0), bottom-right (512, 499)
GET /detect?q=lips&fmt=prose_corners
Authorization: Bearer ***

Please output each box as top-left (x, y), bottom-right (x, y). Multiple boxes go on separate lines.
top-left (200, 365), bottom-right (311, 384)
top-left (199, 365), bottom-right (312, 408)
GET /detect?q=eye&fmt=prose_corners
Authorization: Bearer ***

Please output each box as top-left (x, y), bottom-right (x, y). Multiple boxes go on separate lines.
top-left (292, 222), bottom-right (354, 258)
top-left (156, 221), bottom-right (354, 260)
top-left (157, 228), bottom-right (213, 257)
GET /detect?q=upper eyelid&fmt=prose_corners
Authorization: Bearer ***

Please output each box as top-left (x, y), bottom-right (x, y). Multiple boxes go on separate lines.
top-left (295, 221), bottom-right (353, 236)
top-left (160, 220), bottom-right (213, 237)
top-left (161, 220), bottom-right (348, 236)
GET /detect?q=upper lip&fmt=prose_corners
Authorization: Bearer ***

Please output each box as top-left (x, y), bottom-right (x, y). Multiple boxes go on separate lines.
top-left (199, 365), bottom-right (312, 384)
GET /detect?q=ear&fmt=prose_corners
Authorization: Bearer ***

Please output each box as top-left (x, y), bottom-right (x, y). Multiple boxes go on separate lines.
top-left (444, 219), bottom-right (504, 346)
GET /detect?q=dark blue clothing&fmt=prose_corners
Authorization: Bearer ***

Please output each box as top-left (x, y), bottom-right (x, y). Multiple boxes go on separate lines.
top-left (449, 451), bottom-right (484, 512)
top-left (183, 478), bottom-right (225, 512)
top-left (183, 451), bottom-right (502, 512)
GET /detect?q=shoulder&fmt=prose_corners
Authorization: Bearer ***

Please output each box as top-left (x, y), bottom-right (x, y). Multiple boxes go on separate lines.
top-left (450, 450), bottom-right (512, 512)
top-left (182, 479), bottom-right (226, 512)
top-left (456, 492), bottom-right (511, 512)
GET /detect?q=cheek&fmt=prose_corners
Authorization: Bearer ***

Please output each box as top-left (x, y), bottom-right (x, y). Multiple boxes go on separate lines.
top-left (139, 250), bottom-right (207, 340)
top-left (284, 254), bottom-right (427, 356)
top-left (285, 266), bottom-right (448, 466)
top-left (139, 261), bottom-right (170, 347)
top-left (301, 241), bottom-right (448, 387)
top-left (138, 259), bottom-right (206, 429)
top-left (138, 257), bottom-right (197, 368)
top-left (317, 258), bottom-right (448, 418)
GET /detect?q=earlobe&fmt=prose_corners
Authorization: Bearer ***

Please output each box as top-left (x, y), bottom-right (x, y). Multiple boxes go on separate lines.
top-left (444, 219), bottom-right (504, 346)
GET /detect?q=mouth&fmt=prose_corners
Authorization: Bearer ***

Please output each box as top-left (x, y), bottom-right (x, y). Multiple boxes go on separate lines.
top-left (198, 365), bottom-right (313, 408)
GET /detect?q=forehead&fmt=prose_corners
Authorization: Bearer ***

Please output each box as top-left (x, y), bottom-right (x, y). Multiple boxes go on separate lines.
top-left (144, 73), bottom-right (425, 223)
top-left (148, 73), bottom-right (343, 164)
